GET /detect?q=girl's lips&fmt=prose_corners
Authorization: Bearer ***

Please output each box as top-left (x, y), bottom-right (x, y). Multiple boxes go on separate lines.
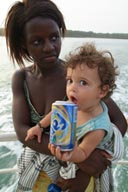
top-left (43, 56), bottom-right (56, 63)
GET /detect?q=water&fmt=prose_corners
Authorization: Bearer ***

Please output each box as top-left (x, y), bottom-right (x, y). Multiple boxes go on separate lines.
top-left (0, 36), bottom-right (128, 191)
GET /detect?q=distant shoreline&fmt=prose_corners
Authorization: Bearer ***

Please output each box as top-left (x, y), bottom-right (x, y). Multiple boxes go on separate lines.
top-left (1, 28), bottom-right (128, 39)
top-left (66, 30), bottom-right (128, 39)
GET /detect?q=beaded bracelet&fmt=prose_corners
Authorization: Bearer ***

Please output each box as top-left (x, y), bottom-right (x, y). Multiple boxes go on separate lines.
top-left (37, 122), bottom-right (44, 133)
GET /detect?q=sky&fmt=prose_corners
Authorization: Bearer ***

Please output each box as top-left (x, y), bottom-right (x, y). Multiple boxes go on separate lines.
top-left (0, 0), bottom-right (128, 33)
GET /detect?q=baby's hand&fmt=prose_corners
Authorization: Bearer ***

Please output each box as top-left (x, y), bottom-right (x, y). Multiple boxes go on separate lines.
top-left (48, 143), bottom-right (73, 161)
top-left (49, 142), bottom-right (87, 163)
top-left (25, 125), bottom-right (42, 143)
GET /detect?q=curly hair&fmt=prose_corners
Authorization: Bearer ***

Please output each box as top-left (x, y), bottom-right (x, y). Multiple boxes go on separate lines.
top-left (65, 43), bottom-right (119, 98)
top-left (5, 0), bottom-right (66, 67)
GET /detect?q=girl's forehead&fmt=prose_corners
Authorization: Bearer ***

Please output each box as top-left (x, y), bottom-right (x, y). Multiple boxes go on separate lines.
top-left (25, 17), bottom-right (60, 36)
top-left (26, 17), bottom-right (59, 28)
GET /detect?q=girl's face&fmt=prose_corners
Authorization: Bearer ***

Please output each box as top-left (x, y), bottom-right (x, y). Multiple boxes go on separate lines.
top-left (24, 17), bottom-right (61, 70)
top-left (66, 64), bottom-right (107, 111)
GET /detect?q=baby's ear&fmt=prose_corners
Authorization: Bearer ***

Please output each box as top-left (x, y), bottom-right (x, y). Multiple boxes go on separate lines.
top-left (99, 85), bottom-right (109, 99)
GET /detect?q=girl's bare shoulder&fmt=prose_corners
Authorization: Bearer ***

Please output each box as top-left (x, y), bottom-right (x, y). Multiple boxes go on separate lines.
top-left (12, 65), bottom-right (33, 81)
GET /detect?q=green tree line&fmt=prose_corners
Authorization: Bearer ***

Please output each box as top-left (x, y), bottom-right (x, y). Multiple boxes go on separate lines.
top-left (66, 30), bottom-right (128, 39)
top-left (1, 28), bottom-right (128, 39)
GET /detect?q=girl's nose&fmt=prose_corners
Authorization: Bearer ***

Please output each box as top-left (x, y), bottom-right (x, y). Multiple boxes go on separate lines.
top-left (43, 40), bottom-right (54, 52)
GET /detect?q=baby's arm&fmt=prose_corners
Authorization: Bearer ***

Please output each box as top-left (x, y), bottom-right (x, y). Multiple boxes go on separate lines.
top-left (49, 129), bottom-right (106, 162)
top-left (25, 111), bottom-right (51, 143)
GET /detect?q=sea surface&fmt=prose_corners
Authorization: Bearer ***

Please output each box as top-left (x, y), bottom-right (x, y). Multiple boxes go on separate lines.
top-left (0, 36), bottom-right (128, 191)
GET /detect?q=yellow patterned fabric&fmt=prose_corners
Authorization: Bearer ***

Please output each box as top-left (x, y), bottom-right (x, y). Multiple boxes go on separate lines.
top-left (32, 171), bottom-right (94, 192)
top-left (32, 171), bottom-right (52, 192)
top-left (85, 177), bottom-right (95, 192)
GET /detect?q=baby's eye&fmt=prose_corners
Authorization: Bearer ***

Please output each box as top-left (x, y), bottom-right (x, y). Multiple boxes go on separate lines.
top-left (80, 80), bottom-right (87, 86)
top-left (66, 79), bottom-right (73, 84)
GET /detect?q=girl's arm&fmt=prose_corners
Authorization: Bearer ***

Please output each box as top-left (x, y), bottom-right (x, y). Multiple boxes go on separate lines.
top-left (12, 70), bottom-right (51, 155)
top-left (104, 97), bottom-right (127, 136)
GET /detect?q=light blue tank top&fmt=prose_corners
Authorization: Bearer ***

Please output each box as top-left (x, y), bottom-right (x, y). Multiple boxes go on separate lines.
top-left (76, 101), bottom-right (114, 151)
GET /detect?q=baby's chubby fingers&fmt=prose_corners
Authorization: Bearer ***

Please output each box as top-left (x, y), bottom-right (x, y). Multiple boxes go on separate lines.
top-left (48, 144), bottom-right (62, 160)
top-left (48, 143), bottom-right (56, 155)
top-left (55, 146), bottom-right (62, 159)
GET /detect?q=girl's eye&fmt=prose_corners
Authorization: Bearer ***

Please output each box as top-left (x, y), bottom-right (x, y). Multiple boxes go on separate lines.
top-left (80, 80), bottom-right (87, 86)
top-left (33, 40), bottom-right (41, 46)
top-left (51, 35), bottom-right (59, 42)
